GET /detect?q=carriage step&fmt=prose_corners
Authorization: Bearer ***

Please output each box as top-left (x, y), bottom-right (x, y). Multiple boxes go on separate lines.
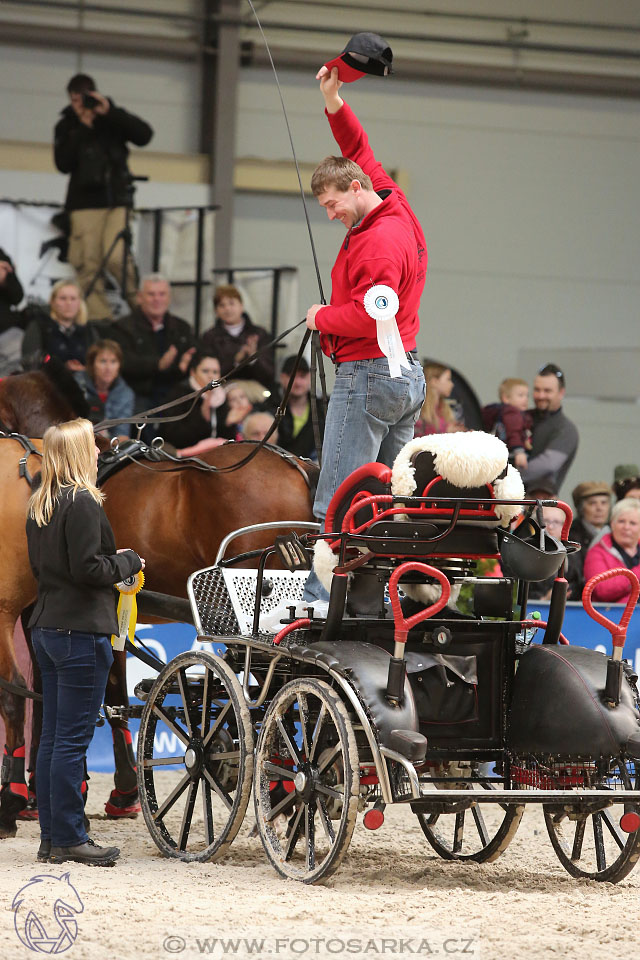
top-left (388, 729), bottom-right (427, 763)
top-left (133, 678), bottom-right (156, 702)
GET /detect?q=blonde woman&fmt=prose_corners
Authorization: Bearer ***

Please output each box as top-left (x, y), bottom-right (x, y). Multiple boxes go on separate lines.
top-left (414, 362), bottom-right (465, 437)
top-left (26, 418), bottom-right (143, 866)
top-left (22, 279), bottom-right (99, 371)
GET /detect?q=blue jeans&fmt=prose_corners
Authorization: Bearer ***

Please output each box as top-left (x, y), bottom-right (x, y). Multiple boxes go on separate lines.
top-left (304, 355), bottom-right (426, 602)
top-left (32, 628), bottom-right (113, 847)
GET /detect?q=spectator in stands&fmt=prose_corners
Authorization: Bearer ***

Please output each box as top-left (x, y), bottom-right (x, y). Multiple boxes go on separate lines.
top-left (22, 280), bottom-right (99, 371)
top-left (520, 363), bottom-right (578, 495)
top-left (200, 285), bottom-right (274, 393)
top-left (0, 248), bottom-right (25, 374)
top-left (583, 498), bottom-right (640, 602)
top-left (528, 504), bottom-right (583, 601)
top-left (414, 363), bottom-right (464, 436)
top-left (570, 481), bottom-right (611, 555)
top-left (613, 464), bottom-right (640, 502)
top-left (242, 411), bottom-right (278, 444)
top-left (159, 351), bottom-right (229, 451)
top-left (482, 377), bottom-right (532, 470)
top-left (110, 274), bottom-right (195, 412)
top-left (54, 73), bottom-right (153, 321)
top-left (223, 384), bottom-right (253, 441)
top-left (77, 339), bottom-right (134, 441)
top-left (262, 355), bottom-right (323, 461)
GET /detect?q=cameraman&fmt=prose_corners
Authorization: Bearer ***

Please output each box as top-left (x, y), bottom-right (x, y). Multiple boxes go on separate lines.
top-left (54, 73), bottom-right (153, 323)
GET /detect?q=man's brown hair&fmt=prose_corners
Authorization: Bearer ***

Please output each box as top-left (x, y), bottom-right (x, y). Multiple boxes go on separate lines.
top-left (213, 284), bottom-right (243, 308)
top-left (311, 156), bottom-right (373, 196)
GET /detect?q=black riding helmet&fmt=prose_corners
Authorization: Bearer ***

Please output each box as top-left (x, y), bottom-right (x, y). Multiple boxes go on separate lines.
top-left (499, 516), bottom-right (567, 582)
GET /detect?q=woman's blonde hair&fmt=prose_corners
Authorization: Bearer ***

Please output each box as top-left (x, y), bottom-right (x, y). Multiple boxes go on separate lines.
top-left (419, 362), bottom-right (455, 428)
top-left (28, 418), bottom-right (103, 527)
top-left (49, 279), bottom-right (88, 327)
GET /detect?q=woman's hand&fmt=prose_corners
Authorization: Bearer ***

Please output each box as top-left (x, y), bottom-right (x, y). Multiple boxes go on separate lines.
top-left (117, 548), bottom-right (145, 570)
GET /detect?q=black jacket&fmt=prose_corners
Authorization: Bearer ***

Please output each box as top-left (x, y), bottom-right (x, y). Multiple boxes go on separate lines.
top-left (0, 249), bottom-right (25, 333)
top-left (109, 309), bottom-right (196, 401)
top-left (26, 487), bottom-right (141, 634)
top-left (159, 379), bottom-right (233, 449)
top-left (22, 313), bottom-right (100, 366)
top-left (54, 102), bottom-right (153, 211)
top-left (261, 392), bottom-right (324, 461)
top-left (199, 315), bottom-right (274, 389)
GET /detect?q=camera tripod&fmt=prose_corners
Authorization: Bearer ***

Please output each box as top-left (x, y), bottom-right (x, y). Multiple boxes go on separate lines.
top-left (83, 175), bottom-right (148, 314)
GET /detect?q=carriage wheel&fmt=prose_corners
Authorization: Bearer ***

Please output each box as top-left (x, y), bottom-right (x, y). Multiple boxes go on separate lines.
top-left (253, 678), bottom-right (360, 884)
top-left (416, 768), bottom-right (524, 863)
top-left (544, 759), bottom-right (640, 882)
top-left (137, 651), bottom-right (253, 862)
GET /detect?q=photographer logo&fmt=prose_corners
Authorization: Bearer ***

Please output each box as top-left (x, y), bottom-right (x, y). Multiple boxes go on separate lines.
top-left (12, 873), bottom-right (84, 954)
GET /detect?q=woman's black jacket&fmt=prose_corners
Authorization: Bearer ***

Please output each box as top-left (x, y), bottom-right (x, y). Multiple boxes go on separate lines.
top-left (26, 487), bottom-right (141, 635)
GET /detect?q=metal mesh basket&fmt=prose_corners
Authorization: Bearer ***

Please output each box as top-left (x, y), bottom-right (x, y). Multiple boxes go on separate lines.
top-left (188, 566), bottom-right (239, 637)
top-left (188, 565), bottom-right (308, 637)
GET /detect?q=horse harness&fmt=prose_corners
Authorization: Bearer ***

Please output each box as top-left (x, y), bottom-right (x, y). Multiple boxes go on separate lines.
top-left (97, 438), bottom-right (315, 492)
top-left (0, 432), bottom-right (42, 486)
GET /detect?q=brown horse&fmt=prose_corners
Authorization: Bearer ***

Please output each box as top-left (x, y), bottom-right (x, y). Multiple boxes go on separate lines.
top-left (0, 371), bottom-right (317, 836)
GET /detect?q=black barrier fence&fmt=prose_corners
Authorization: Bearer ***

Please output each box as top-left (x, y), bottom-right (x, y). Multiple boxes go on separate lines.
top-left (0, 200), bottom-right (298, 346)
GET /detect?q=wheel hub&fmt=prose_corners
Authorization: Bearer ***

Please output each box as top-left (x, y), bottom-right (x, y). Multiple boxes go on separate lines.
top-left (184, 740), bottom-right (204, 779)
top-left (294, 765), bottom-right (315, 804)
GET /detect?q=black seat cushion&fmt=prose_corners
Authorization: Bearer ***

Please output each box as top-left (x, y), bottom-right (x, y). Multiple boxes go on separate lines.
top-left (410, 450), bottom-right (498, 520)
top-left (361, 520), bottom-right (499, 557)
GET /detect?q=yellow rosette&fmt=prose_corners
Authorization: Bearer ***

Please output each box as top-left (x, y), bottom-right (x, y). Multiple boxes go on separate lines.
top-left (112, 570), bottom-right (145, 651)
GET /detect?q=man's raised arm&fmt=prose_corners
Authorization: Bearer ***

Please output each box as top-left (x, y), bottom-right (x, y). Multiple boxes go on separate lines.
top-left (317, 66), bottom-right (396, 193)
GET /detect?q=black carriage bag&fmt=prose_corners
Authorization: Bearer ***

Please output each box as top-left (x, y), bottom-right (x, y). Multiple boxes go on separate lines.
top-left (405, 652), bottom-right (478, 726)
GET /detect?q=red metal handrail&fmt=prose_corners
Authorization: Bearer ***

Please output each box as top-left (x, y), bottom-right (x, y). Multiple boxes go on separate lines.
top-left (582, 569), bottom-right (640, 658)
top-left (388, 561), bottom-right (451, 645)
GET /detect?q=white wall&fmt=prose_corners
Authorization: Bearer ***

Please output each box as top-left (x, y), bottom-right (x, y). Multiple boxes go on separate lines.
top-left (232, 68), bottom-right (640, 497)
top-left (0, 43), bottom-right (200, 154)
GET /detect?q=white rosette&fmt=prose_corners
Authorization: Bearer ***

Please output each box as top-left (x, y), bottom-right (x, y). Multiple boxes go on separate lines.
top-left (363, 284), bottom-right (409, 378)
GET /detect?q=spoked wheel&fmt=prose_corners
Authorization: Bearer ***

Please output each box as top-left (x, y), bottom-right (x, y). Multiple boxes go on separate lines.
top-left (254, 678), bottom-right (360, 883)
top-left (137, 650), bottom-right (253, 862)
top-left (416, 764), bottom-right (524, 862)
top-left (544, 759), bottom-right (640, 882)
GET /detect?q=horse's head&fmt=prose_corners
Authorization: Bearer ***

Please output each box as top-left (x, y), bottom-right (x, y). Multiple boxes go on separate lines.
top-left (0, 355), bottom-right (89, 437)
top-left (12, 872), bottom-right (84, 952)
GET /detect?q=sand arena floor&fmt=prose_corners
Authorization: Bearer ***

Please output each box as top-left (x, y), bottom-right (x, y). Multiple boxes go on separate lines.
top-left (1, 772), bottom-right (638, 960)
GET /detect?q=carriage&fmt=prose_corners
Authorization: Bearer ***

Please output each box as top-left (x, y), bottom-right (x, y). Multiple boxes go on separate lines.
top-left (132, 433), bottom-right (640, 884)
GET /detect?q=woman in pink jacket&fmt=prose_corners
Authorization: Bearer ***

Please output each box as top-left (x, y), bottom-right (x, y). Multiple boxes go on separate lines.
top-left (583, 498), bottom-right (640, 601)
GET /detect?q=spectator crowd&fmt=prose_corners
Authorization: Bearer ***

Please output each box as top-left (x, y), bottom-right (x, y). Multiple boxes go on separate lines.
top-left (0, 72), bottom-right (637, 604)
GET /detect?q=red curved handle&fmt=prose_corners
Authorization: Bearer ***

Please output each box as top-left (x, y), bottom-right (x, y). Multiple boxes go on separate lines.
top-left (273, 618), bottom-right (311, 646)
top-left (582, 569), bottom-right (640, 650)
top-left (554, 500), bottom-right (573, 542)
top-left (388, 562), bottom-right (451, 645)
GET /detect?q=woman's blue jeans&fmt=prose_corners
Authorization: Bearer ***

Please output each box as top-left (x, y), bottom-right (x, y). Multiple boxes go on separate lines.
top-left (32, 628), bottom-right (113, 847)
top-left (304, 355), bottom-right (426, 603)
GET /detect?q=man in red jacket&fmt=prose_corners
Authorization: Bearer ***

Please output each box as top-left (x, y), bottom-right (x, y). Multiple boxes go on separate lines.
top-left (303, 66), bottom-right (427, 602)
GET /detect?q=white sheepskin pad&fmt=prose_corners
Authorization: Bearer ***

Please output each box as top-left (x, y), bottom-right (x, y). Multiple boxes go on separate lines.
top-left (391, 432), bottom-right (509, 497)
top-left (313, 538), bottom-right (339, 592)
top-left (403, 580), bottom-right (461, 609)
top-left (493, 464), bottom-right (525, 524)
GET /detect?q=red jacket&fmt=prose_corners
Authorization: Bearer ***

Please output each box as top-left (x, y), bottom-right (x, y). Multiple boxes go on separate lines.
top-left (315, 104), bottom-right (427, 362)
top-left (583, 533), bottom-right (640, 602)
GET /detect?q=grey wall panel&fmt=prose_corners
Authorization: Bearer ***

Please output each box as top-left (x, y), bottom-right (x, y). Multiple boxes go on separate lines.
top-left (232, 68), bottom-right (639, 497)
